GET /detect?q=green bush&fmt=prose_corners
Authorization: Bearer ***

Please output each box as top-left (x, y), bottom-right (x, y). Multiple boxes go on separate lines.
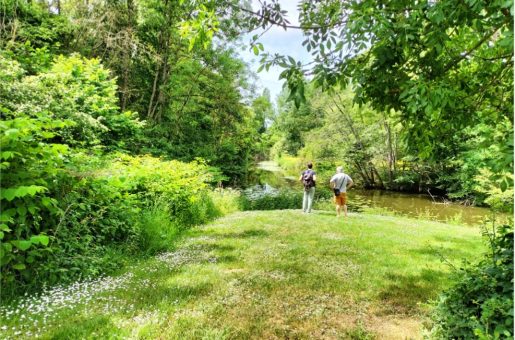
top-left (238, 185), bottom-right (369, 213)
top-left (240, 186), bottom-right (332, 211)
top-left (0, 54), bottom-right (140, 292)
top-left (138, 198), bottom-right (180, 255)
top-left (26, 54), bottom-right (143, 149)
top-left (0, 54), bottom-right (229, 296)
top-left (0, 117), bottom-right (67, 286)
top-left (101, 154), bottom-right (216, 225)
top-left (0, 106), bottom-right (70, 287)
top-left (209, 189), bottom-right (242, 216)
top-left (36, 175), bottom-right (142, 286)
top-left (429, 224), bottom-right (514, 339)
top-left (240, 187), bottom-right (302, 211)
top-left (1, 151), bottom-right (223, 295)
top-left (0, 54), bottom-right (143, 150)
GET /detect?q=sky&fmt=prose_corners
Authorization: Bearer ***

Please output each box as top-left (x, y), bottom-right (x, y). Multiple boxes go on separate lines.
top-left (236, 1), bottom-right (313, 102)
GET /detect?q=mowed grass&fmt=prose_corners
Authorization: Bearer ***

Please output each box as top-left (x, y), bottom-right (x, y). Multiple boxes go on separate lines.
top-left (1, 210), bottom-right (486, 339)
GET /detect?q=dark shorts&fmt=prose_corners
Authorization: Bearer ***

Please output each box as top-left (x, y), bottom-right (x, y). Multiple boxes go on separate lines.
top-left (334, 192), bottom-right (347, 206)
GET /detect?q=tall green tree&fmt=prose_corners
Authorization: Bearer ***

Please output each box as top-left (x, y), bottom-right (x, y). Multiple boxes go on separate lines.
top-left (244, 0), bottom-right (513, 186)
top-left (270, 85), bottom-right (325, 156)
top-left (1, 0), bottom-right (265, 182)
top-left (0, 0), bottom-right (73, 72)
top-left (251, 89), bottom-right (274, 134)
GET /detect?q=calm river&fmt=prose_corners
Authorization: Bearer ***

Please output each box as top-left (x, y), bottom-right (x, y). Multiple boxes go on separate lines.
top-left (246, 161), bottom-right (495, 226)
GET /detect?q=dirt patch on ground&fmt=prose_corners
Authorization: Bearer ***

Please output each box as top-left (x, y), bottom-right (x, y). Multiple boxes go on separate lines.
top-left (220, 284), bottom-right (423, 339)
top-left (364, 315), bottom-right (422, 339)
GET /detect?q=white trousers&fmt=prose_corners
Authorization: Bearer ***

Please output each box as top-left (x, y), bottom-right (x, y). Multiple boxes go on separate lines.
top-left (302, 187), bottom-right (315, 213)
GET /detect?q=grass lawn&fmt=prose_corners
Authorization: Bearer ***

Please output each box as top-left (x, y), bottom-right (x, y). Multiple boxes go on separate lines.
top-left (1, 210), bottom-right (486, 339)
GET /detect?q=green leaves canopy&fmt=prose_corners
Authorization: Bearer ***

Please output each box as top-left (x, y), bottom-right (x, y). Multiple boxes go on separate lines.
top-left (248, 0), bottom-right (513, 173)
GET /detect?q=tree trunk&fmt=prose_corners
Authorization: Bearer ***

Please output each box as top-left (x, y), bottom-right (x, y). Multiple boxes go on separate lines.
top-left (147, 0), bottom-right (173, 121)
top-left (384, 118), bottom-right (395, 188)
top-left (354, 161), bottom-right (372, 187)
top-left (372, 166), bottom-right (385, 189)
top-left (332, 95), bottom-right (365, 149)
top-left (154, 44), bottom-right (170, 121)
top-left (147, 62), bottom-right (161, 119)
top-left (330, 96), bottom-right (381, 188)
top-left (119, 0), bottom-right (136, 111)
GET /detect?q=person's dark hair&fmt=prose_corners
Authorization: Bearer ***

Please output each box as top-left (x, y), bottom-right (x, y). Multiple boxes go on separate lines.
top-left (307, 162), bottom-right (313, 169)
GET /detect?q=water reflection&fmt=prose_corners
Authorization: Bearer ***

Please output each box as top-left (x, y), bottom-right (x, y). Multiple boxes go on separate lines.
top-left (349, 190), bottom-right (494, 226)
top-left (246, 161), bottom-right (297, 190)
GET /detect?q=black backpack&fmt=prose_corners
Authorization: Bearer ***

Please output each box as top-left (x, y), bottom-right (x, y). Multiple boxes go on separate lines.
top-left (302, 170), bottom-right (315, 189)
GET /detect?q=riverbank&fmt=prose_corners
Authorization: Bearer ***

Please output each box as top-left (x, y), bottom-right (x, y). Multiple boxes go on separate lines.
top-left (247, 160), bottom-right (500, 225)
top-left (1, 210), bottom-right (485, 339)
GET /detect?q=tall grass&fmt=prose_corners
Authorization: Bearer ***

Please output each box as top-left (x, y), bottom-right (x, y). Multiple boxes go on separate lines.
top-left (138, 190), bottom-right (243, 255)
top-left (208, 188), bottom-right (241, 216)
top-left (138, 198), bottom-right (181, 254)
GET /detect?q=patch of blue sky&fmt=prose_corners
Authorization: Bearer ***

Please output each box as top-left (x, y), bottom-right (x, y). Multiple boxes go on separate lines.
top-left (237, 1), bottom-right (314, 101)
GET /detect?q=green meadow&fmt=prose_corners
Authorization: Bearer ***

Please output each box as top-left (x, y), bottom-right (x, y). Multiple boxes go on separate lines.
top-left (2, 210), bottom-right (485, 339)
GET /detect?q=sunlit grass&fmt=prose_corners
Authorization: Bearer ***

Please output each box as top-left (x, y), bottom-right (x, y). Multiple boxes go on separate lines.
top-left (1, 210), bottom-right (485, 339)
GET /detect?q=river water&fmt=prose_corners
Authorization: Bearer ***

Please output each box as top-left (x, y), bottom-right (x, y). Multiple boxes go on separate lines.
top-left (245, 161), bottom-right (495, 226)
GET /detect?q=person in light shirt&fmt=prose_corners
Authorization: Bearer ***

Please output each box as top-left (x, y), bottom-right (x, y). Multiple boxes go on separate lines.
top-left (329, 166), bottom-right (353, 218)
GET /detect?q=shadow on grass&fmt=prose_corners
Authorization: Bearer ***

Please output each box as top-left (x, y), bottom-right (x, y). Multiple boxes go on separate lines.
top-left (214, 255), bottom-right (238, 264)
top-left (47, 315), bottom-right (124, 339)
top-left (183, 243), bottom-right (239, 264)
top-left (312, 210), bottom-right (336, 216)
top-left (378, 268), bottom-right (449, 314)
top-left (185, 243), bottom-right (236, 253)
top-left (216, 229), bottom-right (270, 239)
top-left (432, 235), bottom-right (482, 248)
top-left (129, 281), bottom-right (214, 310)
top-left (411, 244), bottom-right (473, 260)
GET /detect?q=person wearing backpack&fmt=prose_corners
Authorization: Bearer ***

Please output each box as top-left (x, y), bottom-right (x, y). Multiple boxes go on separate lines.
top-left (330, 166), bottom-right (354, 218)
top-left (299, 162), bottom-right (317, 213)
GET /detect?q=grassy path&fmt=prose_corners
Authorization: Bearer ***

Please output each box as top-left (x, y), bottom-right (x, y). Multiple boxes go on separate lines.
top-left (2, 211), bottom-right (485, 339)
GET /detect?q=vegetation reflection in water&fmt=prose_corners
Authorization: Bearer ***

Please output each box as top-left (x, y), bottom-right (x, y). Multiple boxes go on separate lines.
top-left (245, 161), bottom-right (495, 226)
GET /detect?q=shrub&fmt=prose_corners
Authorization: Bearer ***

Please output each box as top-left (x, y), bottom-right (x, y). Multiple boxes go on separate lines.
top-left (1, 150), bottom-right (222, 295)
top-left (137, 197), bottom-right (180, 255)
top-left (0, 108), bottom-right (70, 287)
top-left (429, 224), bottom-right (514, 339)
top-left (209, 188), bottom-right (241, 217)
top-left (0, 54), bottom-right (143, 150)
top-left (240, 187), bottom-right (302, 211)
top-left (36, 175), bottom-right (142, 286)
top-left (0, 54), bottom-right (225, 296)
top-left (0, 57), bottom-right (61, 289)
top-left (101, 154), bottom-right (215, 225)
top-left (239, 185), bottom-right (369, 213)
top-left (0, 54), bottom-right (141, 292)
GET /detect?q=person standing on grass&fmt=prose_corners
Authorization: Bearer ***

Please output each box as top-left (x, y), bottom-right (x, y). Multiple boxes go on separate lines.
top-left (299, 162), bottom-right (317, 213)
top-left (330, 166), bottom-right (353, 218)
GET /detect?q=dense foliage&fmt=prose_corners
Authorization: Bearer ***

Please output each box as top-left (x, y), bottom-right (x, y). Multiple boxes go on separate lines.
top-left (0, 0), bottom-right (266, 183)
top-left (244, 0), bottom-right (513, 206)
top-left (269, 84), bottom-right (513, 209)
top-left (1, 6), bottom-right (513, 340)
top-left (252, 0), bottom-right (513, 164)
top-left (0, 52), bottom-right (225, 293)
top-left (430, 224), bottom-right (513, 339)
top-left (0, 0), bottom-right (269, 294)
top-left (240, 187), bottom-right (308, 211)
